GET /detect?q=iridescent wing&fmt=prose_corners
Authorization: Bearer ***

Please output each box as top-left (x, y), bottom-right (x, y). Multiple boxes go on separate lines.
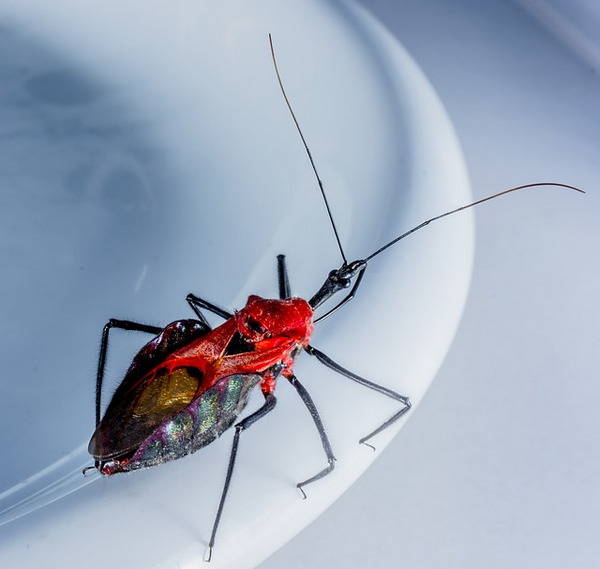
top-left (88, 319), bottom-right (210, 460)
top-left (126, 372), bottom-right (262, 470)
top-left (89, 365), bottom-right (204, 460)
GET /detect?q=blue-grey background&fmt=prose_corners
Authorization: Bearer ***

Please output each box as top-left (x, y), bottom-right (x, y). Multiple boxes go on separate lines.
top-left (260, 1), bottom-right (600, 568)
top-left (0, 2), bottom-right (474, 566)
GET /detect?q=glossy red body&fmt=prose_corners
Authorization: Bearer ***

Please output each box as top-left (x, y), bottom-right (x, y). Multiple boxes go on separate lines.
top-left (165, 295), bottom-right (314, 395)
top-left (90, 294), bottom-right (314, 475)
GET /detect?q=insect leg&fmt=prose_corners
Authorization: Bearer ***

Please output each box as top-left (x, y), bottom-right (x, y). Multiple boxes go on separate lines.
top-left (305, 345), bottom-right (411, 448)
top-left (287, 375), bottom-right (335, 498)
top-left (206, 393), bottom-right (277, 562)
top-left (96, 319), bottom-right (162, 429)
top-left (277, 254), bottom-right (292, 299)
top-left (185, 297), bottom-right (211, 328)
top-left (186, 293), bottom-right (232, 321)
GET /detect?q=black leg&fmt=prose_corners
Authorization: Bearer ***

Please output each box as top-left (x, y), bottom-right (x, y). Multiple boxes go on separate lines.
top-left (287, 375), bottom-right (335, 498)
top-left (96, 319), bottom-right (162, 429)
top-left (305, 345), bottom-right (411, 448)
top-left (185, 296), bottom-right (211, 328)
top-left (314, 266), bottom-right (366, 323)
top-left (206, 393), bottom-right (277, 562)
top-left (186, 293), bottom-right (232, 321)
top-left (277, 254), bottom-right (292, 299)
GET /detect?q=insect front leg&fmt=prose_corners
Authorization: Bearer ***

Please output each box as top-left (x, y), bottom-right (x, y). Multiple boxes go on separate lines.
top-left (186, 293), bottom-right (232, 323)
top-left (305, 345), bottom-right (411, 449)
top-left (276, 254), bottom-right (292, 299)
top-left (287, 375), bottom-right (335, 498)
top-left (206, 393), bottom-right (277, 562)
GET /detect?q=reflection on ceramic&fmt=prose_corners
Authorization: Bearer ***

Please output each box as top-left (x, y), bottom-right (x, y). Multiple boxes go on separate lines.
top-left (0, 1), bottom-right (472, 568)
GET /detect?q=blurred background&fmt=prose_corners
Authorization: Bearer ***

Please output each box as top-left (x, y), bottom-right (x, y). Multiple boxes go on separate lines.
top-left (0, 1), bottom-right (597, 568)
top-left (259, 1), bottom-right (600, 568)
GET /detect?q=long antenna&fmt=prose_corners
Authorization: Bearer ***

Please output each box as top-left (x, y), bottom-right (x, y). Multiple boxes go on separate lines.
top-left (366, 183), bottom-right (585, 261)
top-left (269, 34), bottom-right (348, 265)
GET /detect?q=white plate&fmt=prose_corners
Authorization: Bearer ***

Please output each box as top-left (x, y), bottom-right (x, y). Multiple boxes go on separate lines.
top-left (0, 1), bottom-right (472, 567)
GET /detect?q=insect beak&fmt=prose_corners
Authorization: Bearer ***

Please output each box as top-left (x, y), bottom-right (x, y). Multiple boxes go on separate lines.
top-left (309, 259), bottom-right (367, 309)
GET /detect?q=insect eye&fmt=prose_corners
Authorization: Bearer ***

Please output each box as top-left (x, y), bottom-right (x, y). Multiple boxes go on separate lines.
top-left (246, 316), bottom-right (266, 335)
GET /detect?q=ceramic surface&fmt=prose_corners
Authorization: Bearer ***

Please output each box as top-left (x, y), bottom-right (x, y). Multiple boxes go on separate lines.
top-left (0, 1), bottom-right (472, 567)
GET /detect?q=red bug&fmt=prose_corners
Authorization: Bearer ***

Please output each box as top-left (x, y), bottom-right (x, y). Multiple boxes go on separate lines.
top-left (85, 35), bottom-right (583, 561)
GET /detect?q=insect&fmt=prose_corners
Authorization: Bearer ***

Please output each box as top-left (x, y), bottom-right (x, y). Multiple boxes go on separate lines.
top-left (84, 35), bottom-right (583, 561)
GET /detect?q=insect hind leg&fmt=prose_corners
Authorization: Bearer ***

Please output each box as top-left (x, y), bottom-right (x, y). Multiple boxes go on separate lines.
top-left (305, 345), bottom-right (411, 448)
top-left (206, 393), bottom-right (277, 562)
top-left (277, 254), bottom-right (292, 299)
top-left (87, 318), bottom-right (162, 473)
top-left (95, 319), bottom-right (162, 428)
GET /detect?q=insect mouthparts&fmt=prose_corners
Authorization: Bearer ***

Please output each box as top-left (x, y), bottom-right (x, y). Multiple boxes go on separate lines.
top-left (309, 259), bottom-right (368, 318)
top-left (338, 259), bottom-right (367, 280)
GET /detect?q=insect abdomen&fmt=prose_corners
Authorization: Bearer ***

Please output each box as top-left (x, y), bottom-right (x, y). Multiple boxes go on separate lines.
top-left (119, 373), bottom-right (262, 471)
